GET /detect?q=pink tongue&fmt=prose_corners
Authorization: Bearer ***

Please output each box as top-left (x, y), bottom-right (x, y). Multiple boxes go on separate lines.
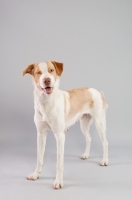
top-left (45, 87), bottom-right (51, 92)
top-left (43, 87), bottom-right (52, 93)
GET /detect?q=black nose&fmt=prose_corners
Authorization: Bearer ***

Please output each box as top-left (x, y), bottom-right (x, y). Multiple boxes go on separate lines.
top-left (44, 78), bottom-right (51, 86)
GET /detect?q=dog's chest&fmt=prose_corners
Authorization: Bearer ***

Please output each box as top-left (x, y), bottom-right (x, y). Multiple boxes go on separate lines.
top-left (36, 101), bottom-right (53, 121)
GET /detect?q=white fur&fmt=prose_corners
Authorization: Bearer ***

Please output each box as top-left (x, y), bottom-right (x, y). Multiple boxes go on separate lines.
top-left (39, 63), bottom-right (55, 89)
top-left (27, 63), bottom-right (108, 189)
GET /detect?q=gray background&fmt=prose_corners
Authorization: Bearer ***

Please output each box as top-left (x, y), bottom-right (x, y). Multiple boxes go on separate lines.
top-left (0, 0), bottom-right (132, 199)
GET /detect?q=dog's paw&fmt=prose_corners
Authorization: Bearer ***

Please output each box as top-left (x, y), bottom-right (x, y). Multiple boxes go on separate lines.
top-left (100, 159), bottom-right (108, 166)
top-left (27, 171), bottom-right (39, 180)
top-left (53, 178), bottom-right (63, 189)
top-left (81, 153), bottom-right (89, 160)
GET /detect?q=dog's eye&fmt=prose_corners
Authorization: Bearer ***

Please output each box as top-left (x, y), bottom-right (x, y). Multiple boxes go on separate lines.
top-left (36, 71), bottom-right (42, 75)
top-left (49, 69), bottom-right (54, 73)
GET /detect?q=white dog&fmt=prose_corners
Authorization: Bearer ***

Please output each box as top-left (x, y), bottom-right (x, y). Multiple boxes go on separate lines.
top-left (23, 61), bottom-right (108, 189)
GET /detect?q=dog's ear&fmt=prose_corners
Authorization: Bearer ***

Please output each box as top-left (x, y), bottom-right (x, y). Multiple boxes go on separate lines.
top-left (51, 61), bottom-right (63, 76)
top-left (23, 64), bottom-right (35, 76)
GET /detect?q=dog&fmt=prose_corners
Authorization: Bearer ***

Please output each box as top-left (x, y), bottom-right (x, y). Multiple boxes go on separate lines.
top-left (23, 61), bottom-right (108, 189)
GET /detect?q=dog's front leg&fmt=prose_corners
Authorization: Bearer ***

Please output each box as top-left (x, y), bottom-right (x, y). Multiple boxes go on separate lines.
top-left (27, 130), bottom-right (47, 180)
top-left (53, 133), bottom-right (65, 189)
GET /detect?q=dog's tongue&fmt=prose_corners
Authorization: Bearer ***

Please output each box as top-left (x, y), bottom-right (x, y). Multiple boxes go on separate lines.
top-left (43, 87), bottom-right (53, 94)
top-left (45, 87), bottom-right (51, 92)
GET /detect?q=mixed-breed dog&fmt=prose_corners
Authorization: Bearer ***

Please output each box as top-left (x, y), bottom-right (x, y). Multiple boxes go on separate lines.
top-left (23, 61), bottom-right (108, 189)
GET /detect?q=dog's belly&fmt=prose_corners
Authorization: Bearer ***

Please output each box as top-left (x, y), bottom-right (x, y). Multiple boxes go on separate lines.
top-left (65, 113), bottom-right (81, 130)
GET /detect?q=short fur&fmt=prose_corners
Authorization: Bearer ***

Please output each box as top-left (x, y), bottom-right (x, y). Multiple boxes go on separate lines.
top-left (23, 61), bottom-right (108, 189)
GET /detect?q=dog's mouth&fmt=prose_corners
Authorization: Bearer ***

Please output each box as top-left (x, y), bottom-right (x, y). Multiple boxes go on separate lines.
top-left (41, 87), bottom-right (53, 94)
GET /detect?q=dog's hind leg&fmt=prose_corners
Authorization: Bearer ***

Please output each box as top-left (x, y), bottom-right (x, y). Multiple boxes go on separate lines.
top-left (80, 114), bottom-right (92, 160)
top-left (94, 114), bottom-right (108, 166)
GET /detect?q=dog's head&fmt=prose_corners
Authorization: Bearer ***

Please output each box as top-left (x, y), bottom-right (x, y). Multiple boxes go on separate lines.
top-left (23, 61), bottom-right (63, 95)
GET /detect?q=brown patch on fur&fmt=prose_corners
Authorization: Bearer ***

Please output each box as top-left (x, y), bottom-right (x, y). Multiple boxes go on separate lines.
top-left (23, 63), bottom-right (37, 76)
top-left (100, 92), bottom-right (108, 110)
top-left (67, 88), bottom-right (94, 118)
top-left (23, 63), bottom-right (42, 88)
top-left (51, 61), bottom-right (63, 76)
top-left (33, 64), bottom-right (42, 88)
top-left (46, 61), bottom-right (57, 81)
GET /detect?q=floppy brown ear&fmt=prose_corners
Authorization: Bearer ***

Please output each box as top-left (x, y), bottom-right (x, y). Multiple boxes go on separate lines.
top-left (23, 64), bottom-right (35, 76)
top-left (51, 61), bottom-right (63, 76)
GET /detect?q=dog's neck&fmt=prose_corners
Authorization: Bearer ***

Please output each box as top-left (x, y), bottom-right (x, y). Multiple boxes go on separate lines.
top-left (34, 78), bottom-right (60, 104)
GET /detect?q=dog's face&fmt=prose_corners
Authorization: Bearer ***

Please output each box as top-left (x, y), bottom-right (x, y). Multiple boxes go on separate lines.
top-left (23, 61), bottom-right (63, 95)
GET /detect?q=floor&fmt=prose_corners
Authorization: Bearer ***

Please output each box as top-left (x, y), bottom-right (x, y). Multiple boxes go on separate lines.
top-left (1, 124), bottom-right (132, 200)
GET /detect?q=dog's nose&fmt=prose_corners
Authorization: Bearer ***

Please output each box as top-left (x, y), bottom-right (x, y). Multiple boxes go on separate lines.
top-left (44, 78), bottom-right (51, 86)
